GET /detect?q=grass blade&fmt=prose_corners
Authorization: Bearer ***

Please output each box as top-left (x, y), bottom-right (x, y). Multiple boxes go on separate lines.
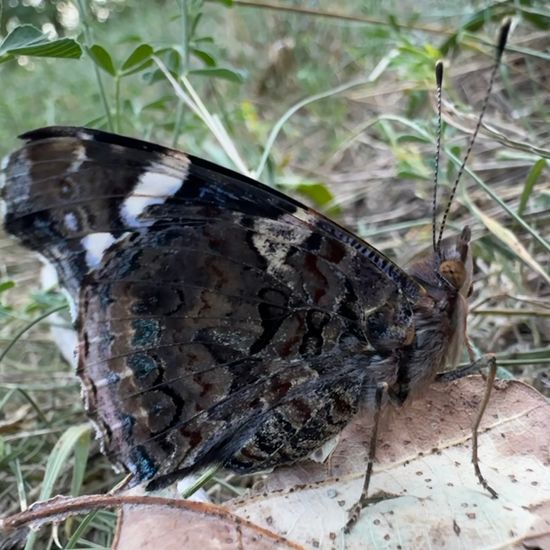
top-left (518, 158), bottom-right (547, 216)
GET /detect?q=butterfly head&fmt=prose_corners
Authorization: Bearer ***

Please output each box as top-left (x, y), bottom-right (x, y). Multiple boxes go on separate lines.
top-left (437, 225), bottom-right (473, 297)
top-left (407, 225), bottom-right (473, 297)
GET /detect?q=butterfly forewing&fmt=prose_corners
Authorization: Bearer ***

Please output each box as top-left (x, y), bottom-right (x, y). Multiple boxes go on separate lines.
top-left (2, 126), bottom-right (422, 486)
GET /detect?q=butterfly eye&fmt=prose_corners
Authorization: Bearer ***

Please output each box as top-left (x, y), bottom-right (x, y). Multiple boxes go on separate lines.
top-left (467, 284), bottom-right (474, 297)
top-left (439, 260), bottom-right (466, 290)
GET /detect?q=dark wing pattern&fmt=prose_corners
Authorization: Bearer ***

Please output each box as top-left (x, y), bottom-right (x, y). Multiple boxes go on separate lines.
top-left (1, 127), bottom-right (422, 488)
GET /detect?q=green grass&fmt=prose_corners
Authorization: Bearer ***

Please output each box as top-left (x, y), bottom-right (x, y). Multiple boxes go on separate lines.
top-left (0, 0), bottom-right (549, 547)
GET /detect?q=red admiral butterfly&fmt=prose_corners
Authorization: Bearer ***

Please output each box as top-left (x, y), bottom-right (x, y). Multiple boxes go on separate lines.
top-left (0, 21), bottom-right (510, 530)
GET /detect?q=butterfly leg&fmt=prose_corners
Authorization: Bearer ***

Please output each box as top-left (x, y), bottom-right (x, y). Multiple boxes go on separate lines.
top-left (436, 353), bottom-right (499, 498)
top-left (435, 325), bottom-right (492, 382)
top-left (471, 353), bottom-right (498, 498)
top-left (344, 381), bottom-right (388, 534)
top-left (435, 355), bottom-right (487, 382)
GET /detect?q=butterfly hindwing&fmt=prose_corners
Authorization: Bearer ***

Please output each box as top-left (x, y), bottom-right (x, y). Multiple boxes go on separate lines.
top-left (2, 126), bottom-right (422, 486)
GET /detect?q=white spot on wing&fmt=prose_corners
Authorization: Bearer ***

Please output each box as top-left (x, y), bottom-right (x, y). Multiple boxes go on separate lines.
top-left (120, 171), bottom-right (184, 227)
top-left (81, 232), bottom-right (116, 269)
top-left (2, 150), bottom-right (31, 222)
top-left (253, 230), bottom-right (289, 271)
top-left (64, 212), bottom-right (78, 231)
top-left (0, 152), bottom-right (9, 174)
top-left (1, 149), bottom-right (30, 204)
top-left (252, 219), bottom-right (307, 279)
top-left (76, 129), bottom-right (95, 141)
top-left (69, 144), bottom-right (86, 173)
top-left (293, 208), bottom-right (317, 225)
top-left (0, 195), bottom-right (6, 221)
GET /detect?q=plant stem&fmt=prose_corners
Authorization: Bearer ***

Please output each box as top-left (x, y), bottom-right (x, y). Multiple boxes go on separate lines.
top-left (0, 305), bottom-right (68, 365)
top-left (181, 0), bottom-right (189, 71)
top-left (75, 0), bottom-right (114, 131)
top-left (172, 0), bottom-right (190, 146)
top-left (115, 75), bottom-right (121, 133)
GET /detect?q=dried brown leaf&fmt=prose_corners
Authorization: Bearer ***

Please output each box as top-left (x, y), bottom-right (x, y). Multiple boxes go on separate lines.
top-left (228, 377), bottom-right (550, 549)
top-left (2, 379), bottom-right (547, 550)
top-left (113, 498), bottom-right (305, 550)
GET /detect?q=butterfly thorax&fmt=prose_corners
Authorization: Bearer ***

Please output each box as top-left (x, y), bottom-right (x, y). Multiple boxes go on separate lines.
top-left (392, 226), bottom-right (473, 403)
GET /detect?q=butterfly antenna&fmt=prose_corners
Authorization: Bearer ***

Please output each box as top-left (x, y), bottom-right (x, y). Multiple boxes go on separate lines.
top-left (436, 19), bottom-right (511, 250)
top-left (432, 60), bottom-right (444, 253)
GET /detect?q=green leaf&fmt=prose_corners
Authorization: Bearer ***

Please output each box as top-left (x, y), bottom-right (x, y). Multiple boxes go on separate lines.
top-left (64, 510), bottom-right (103, 549)
top-left (522, 10), bottom-right (550, 30)
top-left (71, 429), bottom-right (91, 497)
top-left (5, 39), bottom-right (81, 59)
top-left (121, 43), bottom-right (153, 72)
top-left (396, 133), bottom-right (432, 144)
top-left (190, 13), bottom-right (203, 37)
top-left (191, 47), bottom-right (216, 66)
top-left (40, 425), bottom-right (92, 501)
top-left (25, 425), bottom-right (92, 550)
top-left (387, 14), bottom-right (400, 32)
top-left (121, 59), bottom-right (153, 77)
top-left (194, 36), bottom-right (215, 44)
top-left (396, 169), bottom-right (429, 180)
top-left (118, 33), bottom-right (143, 44)
top-left (518, 158), bottom-right (546, 216)
top-left (87, 44), bottom-right (117, 76)
top-left (0, 280), bottom-right (15, 294)
top-left (26, 289), bottom-right (67, 313)
top-left (0, 25), bottom-right (81, 63)
top-left (280, 181), bottom-right (341, 216)
top-left (141, 96), bottom-right (171, 111)
top-left (150, 47), bottom-right (181, 78)
top-left (0, 24), bottom-right (43, 53)
top-left (297, 182), bottom-right (340, 214)
top-left (439, 33), bottom-right (458, 56)
top-left (463, 14), bottom-right (486, 32)
top-left (209, 0), bottom-right (233, 5)
top-left (189, 67), bottom-right (244, 83)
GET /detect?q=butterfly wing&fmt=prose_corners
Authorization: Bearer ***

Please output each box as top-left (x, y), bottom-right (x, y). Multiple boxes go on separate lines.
top-left (2, 127), bottom-right (423, 486)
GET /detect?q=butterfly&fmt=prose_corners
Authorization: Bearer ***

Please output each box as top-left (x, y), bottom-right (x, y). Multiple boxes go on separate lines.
top-left (0, 21), bottom-right (509, 518)
top-left (1, 125), bottom-right (472, 487)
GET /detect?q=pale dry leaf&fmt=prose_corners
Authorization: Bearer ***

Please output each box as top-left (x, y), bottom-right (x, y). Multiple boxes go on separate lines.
top-left (112, 498), bottom-right (305, 550)
top-left (228, 377), bottom-right (550, 550)
top-left (2, 379), bottom-right (548, 550)
top-left (0, 495), bottom-right (304, 550)
top-left (0, 404), bottom-right (32, 433)
top-left (469, 203), bottom-right (550, 285)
